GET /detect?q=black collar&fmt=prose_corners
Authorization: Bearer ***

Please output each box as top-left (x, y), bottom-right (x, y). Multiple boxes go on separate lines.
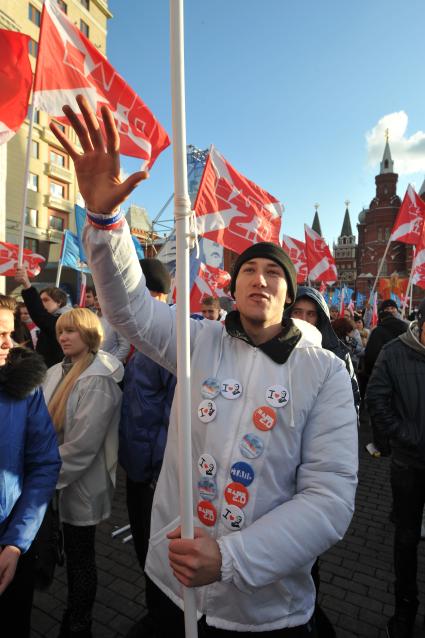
top-left (224, 311), bottom-right (302, 364)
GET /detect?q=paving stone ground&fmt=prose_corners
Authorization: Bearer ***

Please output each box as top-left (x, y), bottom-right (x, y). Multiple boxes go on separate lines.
top-left (32, 424), bottom-right (425, 638)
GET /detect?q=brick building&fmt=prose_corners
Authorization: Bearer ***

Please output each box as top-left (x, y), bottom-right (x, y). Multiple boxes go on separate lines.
top-left (334, 204), bottom-right (356, 287)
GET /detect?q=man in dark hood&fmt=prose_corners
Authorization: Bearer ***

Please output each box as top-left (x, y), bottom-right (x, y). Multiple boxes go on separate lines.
top-left (287, 286), bottom-right (360, 410)
top-left (364, 299), bottom-right (407, 377)
top-left (366, 299), bottom-right (425, 638)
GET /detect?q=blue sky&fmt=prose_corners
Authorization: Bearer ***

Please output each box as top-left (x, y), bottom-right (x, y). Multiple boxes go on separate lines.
top-left (108, 0), bottom-right (425, 246)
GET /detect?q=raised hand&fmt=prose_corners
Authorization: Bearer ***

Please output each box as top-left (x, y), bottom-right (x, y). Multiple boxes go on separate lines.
top-left (49, 94), bottom-right (148, 214)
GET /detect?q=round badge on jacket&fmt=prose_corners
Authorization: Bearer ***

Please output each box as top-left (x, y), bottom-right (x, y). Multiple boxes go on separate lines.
top-left (239, 433), bottom-right (264, 459)
top-left (201, 378), bottom-right (220, 399)
top-left (198, 476), bottom-right (217, 501)
top-left (224, 481), bottom-right (249, 508)
top-left (265, 385), bottom-right (289, 408)
top-left (221, 504), bottom-right (245, 530)
top-left (253, 405), bottom-right (277, 431)
top-left (230, 461), bottom-right (255, 486)
top-left (198, 399), bottom-right (217, 423)
top-left (220, 378), bottom-right (243, 400)
top-left (198, 500), bottom-right (217, 527)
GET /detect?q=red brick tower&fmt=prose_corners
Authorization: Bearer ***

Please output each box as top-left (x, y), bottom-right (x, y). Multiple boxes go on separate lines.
top-left (334, 202), bottom-right (357, 287)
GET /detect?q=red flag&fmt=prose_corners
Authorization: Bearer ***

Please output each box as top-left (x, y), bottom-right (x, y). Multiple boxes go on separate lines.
top-left (33, 0), bottom-right (169, 168)
top-left (390, 184), bottom-right (425, 245)
top-left (304, 224), bottom-right (338, 284)
top-left (0, 30), bottom-right (32, 145)
top-left (190, 262), bottom-right (231, 313)
top-left (411, 228), bottom-right (425, 290)
top-left (319, 281), bottom-right (327, 294)
top-left (282, 235), bottom-right (308, 283)
top-left (0, 241), bottom-right (45, 277)
top-left (195, 146), bottom-right (282, 254)
top-left (371, 292), bottom-right (378, 328)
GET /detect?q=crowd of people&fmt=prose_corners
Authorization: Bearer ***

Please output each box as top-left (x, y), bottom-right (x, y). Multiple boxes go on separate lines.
top-left (0, 94), bottom-right (424, 638)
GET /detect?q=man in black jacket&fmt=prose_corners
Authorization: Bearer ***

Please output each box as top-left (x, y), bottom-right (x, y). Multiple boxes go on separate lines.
top-left (364, 299), bottom-right (407, 376)
top-left (366, 299), bottom-right (425, 638)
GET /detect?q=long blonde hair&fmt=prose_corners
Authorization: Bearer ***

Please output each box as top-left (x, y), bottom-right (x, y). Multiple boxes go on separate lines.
top-left (48, 308), bottom-right (104, 431)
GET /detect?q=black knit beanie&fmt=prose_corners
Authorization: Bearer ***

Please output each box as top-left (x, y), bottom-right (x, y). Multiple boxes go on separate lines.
top-left (230, 242), bottom-right (297, 304)
top-left (379, 298), bottom-right (398, 313)
top-left (417, 299), bottom-right (425, 329)
top-left (139, 259), bottom-right (171, 294)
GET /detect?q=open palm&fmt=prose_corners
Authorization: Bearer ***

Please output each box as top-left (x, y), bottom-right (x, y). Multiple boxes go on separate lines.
top-left (50, 95), bottom-right (148, 214)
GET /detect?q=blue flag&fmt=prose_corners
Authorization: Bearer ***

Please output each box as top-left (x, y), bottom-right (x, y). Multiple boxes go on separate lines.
top-left (331, 288), bottom-right (340, 306)
top-left (343, 287), bottom-right (354, 304)
top-left (356, 291), bottom-right (366, 307)
top-left (61, 230), bottom-right (90, 273)
top-left (131, 235), bottom-right (145, 259)
top-left (74, 205), bottom-right (88, 263)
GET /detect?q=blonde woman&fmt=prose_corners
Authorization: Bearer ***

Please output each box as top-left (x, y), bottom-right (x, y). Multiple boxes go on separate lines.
top-left (43, 308), bottom-right (123, 638)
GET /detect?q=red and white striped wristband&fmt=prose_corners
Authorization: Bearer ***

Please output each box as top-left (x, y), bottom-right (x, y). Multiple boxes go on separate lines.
top-left (86, 209), bottom-right (125, 231)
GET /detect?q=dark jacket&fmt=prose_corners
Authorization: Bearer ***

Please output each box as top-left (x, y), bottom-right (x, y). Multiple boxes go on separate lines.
top-left (119, 350), bottom-right (176, 483)
top-left (0, 348), bottom-right (61, 552)
top-left (286, 286), bottom-right (360, 410)
top-left (364, 313), bottom-right (407, 377)
top-left (366, 322), bottom-right (425, 468)
top-left (21, 286), bottom-right (67, 367)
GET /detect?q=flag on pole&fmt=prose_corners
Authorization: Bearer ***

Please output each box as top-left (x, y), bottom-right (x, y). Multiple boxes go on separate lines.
top-left (60, 230), bottom-right (90, 273)
top-left (339, 286), bottom-right (346, 318)
top-left (33, 0), bottom-right (170, 168)
top-left (331, 288), bottom-right (341, 306)
top-left (356, 291), bottom-right (366, 307)
top-left (304, 224), bottom-right (338, 283)
top-left (0, 240), bottom-right (45, 276)
top-left (282, 235), bottom-right (308, 283)
top-left (74, 204), bottom-right (88, 262)
top-left (79, 272), bottom-right (87, 307)
top-left (195, 146), bottom-right (282, 254)
top-left (390, 184), bottom-right (425, 245)
top-left (371, 292), bottom-right (378, 327)
top-left (411, 229), bottom-right (425, 290)
top-left (0, 30), bottom-right (33, 145)
top-left (190, 262), bottom-right (231, 312)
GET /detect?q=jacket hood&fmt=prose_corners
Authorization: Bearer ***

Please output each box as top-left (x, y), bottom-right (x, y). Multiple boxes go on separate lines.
top-left (78, 349), bottom-right (124, 383)
top-left (285, 286), bottom-right (349, 360)
top-left (0, 347), bottom-right (47, 399)
top-left (399, 321), bottom-right (425, 357)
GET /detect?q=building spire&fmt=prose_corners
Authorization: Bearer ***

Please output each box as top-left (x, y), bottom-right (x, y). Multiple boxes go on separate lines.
top-left (340, 201), bottom-right (353, 237)
top-left (380, 129), bottom-right (394, 174)
top-left (419, 176), bottom-right (425, 198)
top-left (312, 203), bottom-right (322, 236)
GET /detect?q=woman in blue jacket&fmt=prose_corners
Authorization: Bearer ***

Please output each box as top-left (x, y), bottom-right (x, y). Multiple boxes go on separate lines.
top-left (0, 294), bottom-right (61, 638)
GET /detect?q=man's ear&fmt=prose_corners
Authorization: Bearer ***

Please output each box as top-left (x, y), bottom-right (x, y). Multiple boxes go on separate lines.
top-left (285, 293), bottom-right (292, 305)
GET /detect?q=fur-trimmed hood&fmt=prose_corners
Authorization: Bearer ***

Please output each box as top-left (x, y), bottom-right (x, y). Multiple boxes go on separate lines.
top-left (0, 347), bottom-right (47, 400)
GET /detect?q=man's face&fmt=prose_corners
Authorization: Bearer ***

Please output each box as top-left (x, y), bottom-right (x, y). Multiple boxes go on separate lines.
top-left (234, 258), bottom-right (289, 327)
top-left (0, 309), bottom-right (14, 366)
top-left (330, 308), bottom-right (339, 321)
top-left (201, 305), bottom-right (220, 321)
top-left (40, 293), bottom-right (60, 314)
top-left (85, 291), bottom-right (95, 307)
top-left (290, 298), bottom-right (318, 326)
top-left (385, 305), bottom-right (398, 316)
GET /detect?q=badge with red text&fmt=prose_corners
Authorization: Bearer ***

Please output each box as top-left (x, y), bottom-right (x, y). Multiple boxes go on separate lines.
top-left (221, 504), bottom-right (245, 530)
top-left (220, 378), bottom-right (243, 400)
top-left (197, 399), bottom-right (217, 423)
top-left (198, 476), bottom-right (217, 501)
top-left (265, 385), bottom-right (289, 408)
top-left (198, 453), bottom-right (217, 477)
top-left (197, 500), bottom-right (217, 527)
top-left (239, 433), bottom-right (264, 459)
top-left (224, 482), bottom-right (249, 508)
top-left (201, 378), bottom-right (220, 399)
top-left (253, 405), bottom-right (277, 432)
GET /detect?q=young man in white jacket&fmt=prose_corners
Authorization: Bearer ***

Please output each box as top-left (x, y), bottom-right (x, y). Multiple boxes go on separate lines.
top-left (50, 95), bottom-right (358, 638)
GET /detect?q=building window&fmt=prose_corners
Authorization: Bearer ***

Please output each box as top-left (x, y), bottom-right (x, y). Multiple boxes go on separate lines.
top-left (31, 140), bottom-right (39, 159)
top-left (57, 0), bottom-right (67, 13)
top-left (50, 148), bottom-right (67, 167)
top-left (49, 213), bottom-right (66, 231)
top-left (50, 179), bottom-right (67, 199)
top-left (27, 172), bottom-right (38, 191)
top-left (80, 0), bottom-right (90, 8)
top-left (80, 19), bottom-right (89, 37)
top-left (377, 227), bottom-right (383, 241)
top-left (50, 118), bottom-right (66, 133)
top-left (28, 38), bottom-right (38, 57)
top-left (25, 208), bottom-right (38, 227)
top-left (385, 227), bottom-right (390, 241)
top-left (24, 237), bottom-right (39, 252)
top-left (28, 3), bottom-right (41, 26)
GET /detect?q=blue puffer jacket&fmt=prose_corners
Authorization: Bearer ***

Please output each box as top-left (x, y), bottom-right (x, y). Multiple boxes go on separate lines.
top-left (0, 348), bottom-right (61, 552)
top-left (119, 350), bottom-right (176, 483)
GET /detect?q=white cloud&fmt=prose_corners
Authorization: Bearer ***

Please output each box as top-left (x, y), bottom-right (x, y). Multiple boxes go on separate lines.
top-left (366, 111), bottom-right (425, 175)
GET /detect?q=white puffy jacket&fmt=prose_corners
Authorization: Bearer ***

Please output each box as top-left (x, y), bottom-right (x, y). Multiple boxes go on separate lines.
top-left (83, 220), bottom-right (358, 632)
top-left (43, 350), bottom-right (123, 526)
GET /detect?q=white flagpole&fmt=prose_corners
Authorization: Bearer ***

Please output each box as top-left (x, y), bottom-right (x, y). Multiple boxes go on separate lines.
top-left (402, 251), bottom-right (415, 318)
top-left (170, 2), bottom-right (198, 637)
top-left (370, 238), bottom-right (392, 297)
top-left (18, 103), bottom-right (36, 266)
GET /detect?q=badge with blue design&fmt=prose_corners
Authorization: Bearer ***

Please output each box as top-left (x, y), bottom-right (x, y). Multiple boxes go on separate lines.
top-left (230, 461), bottom-right (255, 486)
top-left (201, 378), bottom-right (220, 399)
top-left (239, 433), bottom-right (264, 459)
top-left (198, 476), bottom-right (217, 501)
